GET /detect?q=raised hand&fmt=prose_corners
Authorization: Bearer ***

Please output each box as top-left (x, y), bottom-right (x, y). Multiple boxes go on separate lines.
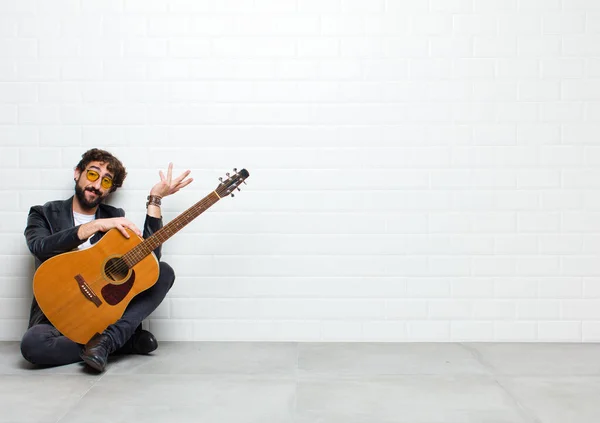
top-left (150, 163), bottom-right (193, 198)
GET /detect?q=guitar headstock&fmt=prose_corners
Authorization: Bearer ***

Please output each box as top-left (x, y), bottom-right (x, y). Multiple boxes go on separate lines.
top-left (215, 168), bottom-right (250, 198)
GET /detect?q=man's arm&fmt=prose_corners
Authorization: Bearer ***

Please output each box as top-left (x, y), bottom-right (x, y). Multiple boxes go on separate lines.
top-left (143, 162), bottom-right (193, 261)
top-left (143, 211), bottom-right (163, 260)
top-left (25, 206), bottom-right (143, 263)
top-left (24, 206), bottom-right (85, 262)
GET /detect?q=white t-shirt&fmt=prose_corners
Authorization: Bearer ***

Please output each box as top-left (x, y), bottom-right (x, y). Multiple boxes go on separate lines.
top-left (73, 211), bottom-right (96, 250)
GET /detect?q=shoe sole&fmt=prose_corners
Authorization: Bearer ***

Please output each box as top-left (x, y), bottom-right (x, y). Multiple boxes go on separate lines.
top-left (80, 354), bottom-right (106, 372)
top-left (136, 343), bottom-right (158, 355)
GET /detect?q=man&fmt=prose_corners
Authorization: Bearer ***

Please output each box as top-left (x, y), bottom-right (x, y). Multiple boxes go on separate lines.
top-left (21, 148), bottom-right (192, 372)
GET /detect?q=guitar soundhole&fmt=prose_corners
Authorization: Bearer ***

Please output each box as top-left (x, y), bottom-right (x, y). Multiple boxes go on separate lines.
top-left (104, 257), bottom-right (129, 282)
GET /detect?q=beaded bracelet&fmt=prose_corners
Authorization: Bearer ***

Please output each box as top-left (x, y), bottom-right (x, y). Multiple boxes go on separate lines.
top-left (146, 194), bottom-right (162, 208)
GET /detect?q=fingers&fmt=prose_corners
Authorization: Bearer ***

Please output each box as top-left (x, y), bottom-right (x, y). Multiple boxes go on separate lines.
top-left (115, 224), bottom-right (130, 239)
top-left (168, 176), bottom-right (193, 195)
top-left (118, 226), bottom-right (142, 238)
top-left (127, 222), bottom-right (142, 237)
top-left (173, 169), bottom-right (191, 182)
top-left (167, 162), bottom-right (173, 183)
top-left (154, 164), bottom-right (192, 197)
top-left (114, 218), bottom-right (142, 238)
top-left (179, 177), bottom-right (193, 189)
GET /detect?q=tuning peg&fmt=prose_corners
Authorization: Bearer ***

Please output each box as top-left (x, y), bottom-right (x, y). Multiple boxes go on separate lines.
top-left (226, 172), bottom-right (230, 177)
top-left (219, 177), bottom-right (223, 182)
top-left (243, 181), bottom-right (247, 185)
top-left (231, 193), bottom-right (235, 198)
top-left (237, 187), bottom-right (241, 191)
top-left (233, 168), bottom-right (238, 172)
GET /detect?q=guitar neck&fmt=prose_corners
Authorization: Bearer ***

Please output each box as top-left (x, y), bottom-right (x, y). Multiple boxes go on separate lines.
top-left (122, 191), bottom-right (221, 268)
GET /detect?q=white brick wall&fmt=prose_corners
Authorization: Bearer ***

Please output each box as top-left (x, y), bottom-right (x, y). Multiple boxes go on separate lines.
top-left (0, 0), bottom-right (599, 342)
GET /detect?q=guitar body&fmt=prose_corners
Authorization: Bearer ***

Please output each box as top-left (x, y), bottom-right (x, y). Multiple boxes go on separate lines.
top-left (33, 228), bottom-right (160, 344)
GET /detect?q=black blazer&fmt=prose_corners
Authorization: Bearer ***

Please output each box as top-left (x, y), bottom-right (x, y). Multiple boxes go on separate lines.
top-left (24, 196), bottom-right (163, 328)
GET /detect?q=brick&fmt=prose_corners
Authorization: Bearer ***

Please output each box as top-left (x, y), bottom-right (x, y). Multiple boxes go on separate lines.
top-left (563, 35), bottom-right (600, 56)
top-left (494, 322), bottom-right (536, 341)
top-left (0, 38), bottom-right (37, 58)
top-left (407, 321), bottom-right (450, 341)
top-left (517, 212), bottom-right (561, 232)
top-left (61, 16), bottom-right (103, 37)
top-left (474, 36), bottom-right (517, 57)
top-left (39, 126), bottom-right (81, 146)
top-left (428, 300), bottom-right (472, 319)
top-left (519, 80), bottom-right (560, 101)
top-left (125, 0), bottom-right (168, 12)
top-left (19, 105), bottom-right (60, 124)
top-left (541, 59), bottom-right (584, 78)
top-left (451, 278), bottom-right (494, 298)
top-left (497, 58), bottom-right (539, 78)
top-left (494, 236), bottom-right (538, 255)
top-left (543, 13), bottom-right (586, 34)
top-left (299, 38), bottom-right (339, 57)
top-left (62, 61), bottom-right (103, 80)
top-left (516, 300), bottom-right (560, 320)
top-left (537, 322), bottom-right (581, 342)
top-left (473, 301), bottom-right (516, 319)
top-left (494, 277), bottom-right (538, 298)
top-left (452, 321), bottom-right (494, 341)
top-left (412, 15), bottom-right (453, 36)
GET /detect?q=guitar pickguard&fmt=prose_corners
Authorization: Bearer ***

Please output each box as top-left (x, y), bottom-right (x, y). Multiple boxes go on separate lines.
top-left (101, 271), bottom-right (135, 306)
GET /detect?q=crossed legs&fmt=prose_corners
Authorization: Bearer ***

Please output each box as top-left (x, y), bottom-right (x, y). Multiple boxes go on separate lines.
top-left (21, 261), bottom-right (175, 367)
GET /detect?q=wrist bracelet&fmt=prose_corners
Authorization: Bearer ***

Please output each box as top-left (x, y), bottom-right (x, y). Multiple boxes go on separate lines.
top-left (146, 194), bottom-right (162, 208)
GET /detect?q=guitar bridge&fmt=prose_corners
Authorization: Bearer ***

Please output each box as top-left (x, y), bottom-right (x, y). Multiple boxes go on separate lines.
top-left (74, 274), bottom-right (102, 307)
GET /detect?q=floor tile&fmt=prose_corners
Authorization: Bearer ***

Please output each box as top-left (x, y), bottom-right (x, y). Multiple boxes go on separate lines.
top-left (0, 342), bottom-right (84, 376)
top-left (498, 376), bottom-right (600, 423)
top-left (466, 343), bottom-right (600, 376)
top-left (295, 375), bottom-right (534, 423)
top-left (58, 375), bottom-right (296, 423)
top-left (0, 375), bottom-right (96, 423)
top-left (298, 343), bottom-right (489, 378)
top-left (107, 341), bottom-right (298, 376)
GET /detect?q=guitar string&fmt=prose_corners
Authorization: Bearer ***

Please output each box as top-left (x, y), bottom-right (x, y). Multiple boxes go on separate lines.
top-left (101, 175), bottom-right (246, 277)
top-left (101, 192), bottom-right (221, 277)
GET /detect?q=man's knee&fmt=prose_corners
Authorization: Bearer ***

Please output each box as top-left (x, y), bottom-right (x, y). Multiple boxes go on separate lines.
top-left (20, 325), bottom-right (81, 367)
top-left (20, 328), bottom-right (48, 365)
top-left (158, 261), bottom-right (175, 290)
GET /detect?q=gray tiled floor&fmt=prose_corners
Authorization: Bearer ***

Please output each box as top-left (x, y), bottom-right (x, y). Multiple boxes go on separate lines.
top-left (2, 341), bottom-right (600, 423)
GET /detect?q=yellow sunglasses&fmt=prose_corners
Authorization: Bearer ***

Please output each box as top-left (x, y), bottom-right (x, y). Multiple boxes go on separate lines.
top-left (85, 169), bottom-right (114, 189)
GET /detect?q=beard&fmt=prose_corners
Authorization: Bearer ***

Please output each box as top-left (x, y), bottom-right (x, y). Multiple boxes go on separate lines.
top-left (75, 183), bottom-right (105, 210)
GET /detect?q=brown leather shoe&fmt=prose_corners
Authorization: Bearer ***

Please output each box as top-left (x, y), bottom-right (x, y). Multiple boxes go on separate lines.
top-left (80, 333), bottom-right (114, 372)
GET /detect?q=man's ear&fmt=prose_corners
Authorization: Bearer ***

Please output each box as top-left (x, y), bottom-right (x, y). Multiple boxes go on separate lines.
top-left (73, 168), bottom-right (81, 181)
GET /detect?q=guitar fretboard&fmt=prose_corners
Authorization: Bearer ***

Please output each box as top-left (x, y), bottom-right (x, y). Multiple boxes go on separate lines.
top-left (122, 191), bottom-right (221, 268)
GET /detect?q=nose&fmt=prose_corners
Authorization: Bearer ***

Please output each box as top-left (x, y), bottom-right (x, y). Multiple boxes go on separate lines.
top-left (89, 178), bottom-right (103, 191)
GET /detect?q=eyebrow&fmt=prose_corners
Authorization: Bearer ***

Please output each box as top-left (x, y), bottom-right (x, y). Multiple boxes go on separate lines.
top-left (88, 165), bottom-right (113, 179)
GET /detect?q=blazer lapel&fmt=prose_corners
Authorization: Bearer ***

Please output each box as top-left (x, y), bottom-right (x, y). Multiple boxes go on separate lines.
top-left (50, 197), bottom-right (76, 234)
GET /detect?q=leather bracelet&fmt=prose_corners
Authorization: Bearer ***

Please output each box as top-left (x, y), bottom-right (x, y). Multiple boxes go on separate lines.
top-left (146, 194), bottom-right (162, 208)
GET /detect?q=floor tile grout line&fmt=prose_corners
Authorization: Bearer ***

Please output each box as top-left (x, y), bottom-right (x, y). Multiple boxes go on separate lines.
top-left (492, 378), bottom-right (544, 423)
top-left (459, 343), bottom-right (543, 423)
top-left (293, 341), bottom-right (300, 417)
top-left (53, 370), bottom-right (107, 423)
top-left (457, 343), bottom-right (497, 375)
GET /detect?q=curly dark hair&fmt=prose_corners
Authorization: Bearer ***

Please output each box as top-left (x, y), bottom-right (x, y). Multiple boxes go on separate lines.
top-left (75, 148), bottom-right (127, 192)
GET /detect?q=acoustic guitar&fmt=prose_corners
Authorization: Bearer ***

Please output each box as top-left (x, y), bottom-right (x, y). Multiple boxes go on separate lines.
top-left (33, 168), bottom-right (249, 344)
